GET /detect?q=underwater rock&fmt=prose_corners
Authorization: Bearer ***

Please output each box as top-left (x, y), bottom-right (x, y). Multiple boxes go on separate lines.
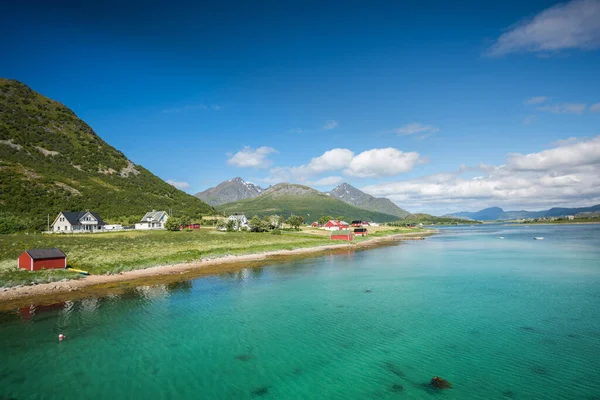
top-left (390, 384), bottom-right (404, 392)
top-left (502, 390), bottom-right (516, 398)
top-left (430, 376), bottom-right (452, 389)
top-left (364, 289), bottom-right (372, 293)
top-left (251, 386), bottom-right (270, 396)
top-left (236, 354), bottom-right (252, 361)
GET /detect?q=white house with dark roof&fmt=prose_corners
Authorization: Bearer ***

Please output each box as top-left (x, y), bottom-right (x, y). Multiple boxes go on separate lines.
top-left (135, 210), bottom-right (169, 230)
top-left (52, 211), bottom-right (106, 233)
top-left (218, 214), bottom-right (249, 231)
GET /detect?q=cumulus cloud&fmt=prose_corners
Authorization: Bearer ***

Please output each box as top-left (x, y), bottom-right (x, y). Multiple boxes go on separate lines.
top-left (395, 122), bottom-right (439, 136)
top-left (322, 120), bottom-right (339, 130)
top-left (362, 136), bottom-right (600, 214)
top-left (227, 146), bottom-right (277, 168)
top-left (538, 103), bottom-right (587, 114)
top-left (290, 149), bottom-right (354, 176)
top-left (487, 0), bottom-right (600, 57)
top-left (308, 176), bottom-right (344, 186)
top-left (525, 96), bottom-right (549, 105)
top-left (344, 148), bottom-right (422, 178)
top-left (167, 180), bottom-right (190, 190)
top-left (591, 103), bottom-right (600, 113)
top-left (507, 136), bottom-right (600, 170)
top-left (266, 147), bottom-right (423, 183)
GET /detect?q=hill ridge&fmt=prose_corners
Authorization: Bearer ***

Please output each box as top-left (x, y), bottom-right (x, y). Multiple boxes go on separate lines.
top-left (0, 78), bottom-right (215, 231)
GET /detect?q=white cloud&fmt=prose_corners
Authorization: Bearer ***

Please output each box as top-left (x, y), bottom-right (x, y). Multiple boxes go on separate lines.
top-left (552, 137), bottom-right (581, 146)
top-left (395, 122), bottom-right (439, 136)
top-left (525, 96), bottom-right (549, 105)
top-left (590, 103), bottom-right (600, 113)
top-left (266, 147), bottom-right (423, 183)
top-left (227, 146), bottom-right (277, 168)
top-left (289, 128), bottom-right (304, 134)
top-left (322, 120), bottom-right (339, 130)
top-left (344, 148), bottom-right (422, 178)
top-left (507, 136), bottom-right (600, 170)
top-left (522, 115), bottom-right (538, 125)
top-left (290, 148), bottom-right (355, 176)
top-left (308, 176), bottom-right (344, 186)
top-left (167, 180), bottom-right (190, 190)
top-left (538, 103), bottom-right (587, 114)
top-left (487, 0), bottom-right (600, 56)
top-left (362, 135), bottom-right (600, 214)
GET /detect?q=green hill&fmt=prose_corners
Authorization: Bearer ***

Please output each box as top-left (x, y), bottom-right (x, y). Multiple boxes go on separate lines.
top-left (0, 78), bottom-right (215, 232)
top-left (217, 183), bottom-right (399, 222)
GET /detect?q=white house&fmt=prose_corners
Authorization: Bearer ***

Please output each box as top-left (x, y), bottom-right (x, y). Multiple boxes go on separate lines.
top-left (52, 211), bottom-right (106, 233)
top-left (135, 210), bottom-right (169, 230)
top-left (218, 214), bottom-right (249, 231)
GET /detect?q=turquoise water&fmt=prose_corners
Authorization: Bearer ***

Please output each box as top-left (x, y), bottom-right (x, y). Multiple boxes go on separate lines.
top-left (1, 224), bottom-right (600, 399)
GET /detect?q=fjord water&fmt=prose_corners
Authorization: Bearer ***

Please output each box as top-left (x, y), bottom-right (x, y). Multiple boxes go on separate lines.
top-left (1, 225), bottom-right (600, 399)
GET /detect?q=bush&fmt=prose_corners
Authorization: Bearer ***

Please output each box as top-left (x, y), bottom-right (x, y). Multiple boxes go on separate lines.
top-left (271, 229), bottom-right (281, 235)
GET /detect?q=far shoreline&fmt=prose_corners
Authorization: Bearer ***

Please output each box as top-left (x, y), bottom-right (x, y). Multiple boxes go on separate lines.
top-left (0, 230), bottom-right (436, 311)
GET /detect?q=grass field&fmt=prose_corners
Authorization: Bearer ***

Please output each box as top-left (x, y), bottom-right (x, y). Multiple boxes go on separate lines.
top-left (0, 226), bottom-right (424, 288)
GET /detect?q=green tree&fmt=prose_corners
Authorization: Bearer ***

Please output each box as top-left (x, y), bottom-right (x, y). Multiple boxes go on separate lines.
top-left (286, 215), bottom-right (304, 230)
top-left (336, 216), bottom-right (344, 222)
top-left (318, 215), bottom-right (333, 226)
top-left (225, 219), bottom-right (236, 232)
top-left (165, 217), bottom-right (181, 231)
top-left (250, 215), bottom-right (267, 232)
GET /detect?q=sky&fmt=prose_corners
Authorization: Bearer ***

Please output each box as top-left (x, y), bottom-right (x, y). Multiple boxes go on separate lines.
top-left (1, 0), bottom-right (600, 214)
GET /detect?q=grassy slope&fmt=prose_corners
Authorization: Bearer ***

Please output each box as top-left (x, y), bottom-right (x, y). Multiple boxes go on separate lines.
top-left (218, 190), bottom-right (399, 223)
top-left (0, 78), bottom-right (215, 229)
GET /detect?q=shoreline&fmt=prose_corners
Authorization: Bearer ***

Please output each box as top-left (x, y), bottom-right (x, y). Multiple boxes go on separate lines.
top-left (0, 230), bottom-right (435, 310)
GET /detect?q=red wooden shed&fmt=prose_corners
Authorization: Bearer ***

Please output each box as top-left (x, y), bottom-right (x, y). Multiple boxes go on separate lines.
top-left (331, 230), bottom-right (354, 241)
top-left (18, 248), bottom-right (67, 271)
top-left (354, 228), bottom-right (368, 236)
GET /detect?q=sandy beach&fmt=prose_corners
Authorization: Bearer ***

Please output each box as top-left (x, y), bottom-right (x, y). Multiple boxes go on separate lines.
top-left (0, 231), bottom-right (434, 310)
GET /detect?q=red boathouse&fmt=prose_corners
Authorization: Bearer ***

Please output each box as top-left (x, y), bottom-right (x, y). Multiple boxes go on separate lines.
top-left (354, 228), bottom-right (368, 237)
top-left (331, 230), bottom-right (354, 241)
top-left (18, 248), bottom-right (67, 271)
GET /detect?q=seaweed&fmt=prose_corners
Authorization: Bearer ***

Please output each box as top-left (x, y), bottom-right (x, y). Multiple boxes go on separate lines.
top-left (383, 361), bottom-right (405, 377)
top-left (251, 386), bottom-right (270, 396)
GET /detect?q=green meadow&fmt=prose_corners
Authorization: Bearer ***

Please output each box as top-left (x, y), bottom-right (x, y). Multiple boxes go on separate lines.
top-left (0, 229), bottom-right (331, 287)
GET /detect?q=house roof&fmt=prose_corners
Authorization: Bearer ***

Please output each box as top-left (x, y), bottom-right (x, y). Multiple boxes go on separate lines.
top-left (332, 230), bottom-right (352, 235)
top-left (140, 210), bottom-right (168, 223)
top-left (25, 248), bottom-right (66, 260)
top-left (60, 211), bottom-right (106, 226)
top-left (228, 214), bottom-right (247, 220)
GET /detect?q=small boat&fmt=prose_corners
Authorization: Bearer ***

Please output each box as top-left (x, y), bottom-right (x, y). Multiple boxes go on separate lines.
top-left (497, 236), bottom-right (505, 239)
top-left (534, 237), bottom-right (544, 240)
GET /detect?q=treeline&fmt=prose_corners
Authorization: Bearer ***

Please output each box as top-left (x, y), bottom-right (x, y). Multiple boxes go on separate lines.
top-left (387, 213), bottom-right (481, 226)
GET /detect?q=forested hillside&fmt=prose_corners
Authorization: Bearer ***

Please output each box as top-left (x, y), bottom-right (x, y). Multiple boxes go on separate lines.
top-left (0, 78), bottom-right (215, 232)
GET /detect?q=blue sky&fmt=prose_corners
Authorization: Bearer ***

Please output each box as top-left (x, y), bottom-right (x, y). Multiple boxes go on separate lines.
top-left (2, 0), bottom-right (600, 214)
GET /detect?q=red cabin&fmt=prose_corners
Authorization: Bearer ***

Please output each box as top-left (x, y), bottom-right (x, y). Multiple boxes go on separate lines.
top-left (331, 230), bottom-right (354, 241)
top-left (354, 228), bottom-right (368, 236)
top-left (18, 248), bottom-right (67, 271)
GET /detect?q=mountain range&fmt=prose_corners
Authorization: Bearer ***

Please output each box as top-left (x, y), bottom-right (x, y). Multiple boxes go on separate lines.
top-left (196, 178), bottom-right (411, 221)
top-left (0, 78), bottom-right (215, 231)
top-left (195, 177), bottom-right (263, 206)
top-left (217, 183), bottom-right (402, 222)
top-left (328, 182), bottom-right (410, 219)
top-left (447, 205), bottom-right (600, 221)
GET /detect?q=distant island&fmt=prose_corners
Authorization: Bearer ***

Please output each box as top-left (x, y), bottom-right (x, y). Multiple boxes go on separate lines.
top-left (446, 205), bottom-right (600, 222)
